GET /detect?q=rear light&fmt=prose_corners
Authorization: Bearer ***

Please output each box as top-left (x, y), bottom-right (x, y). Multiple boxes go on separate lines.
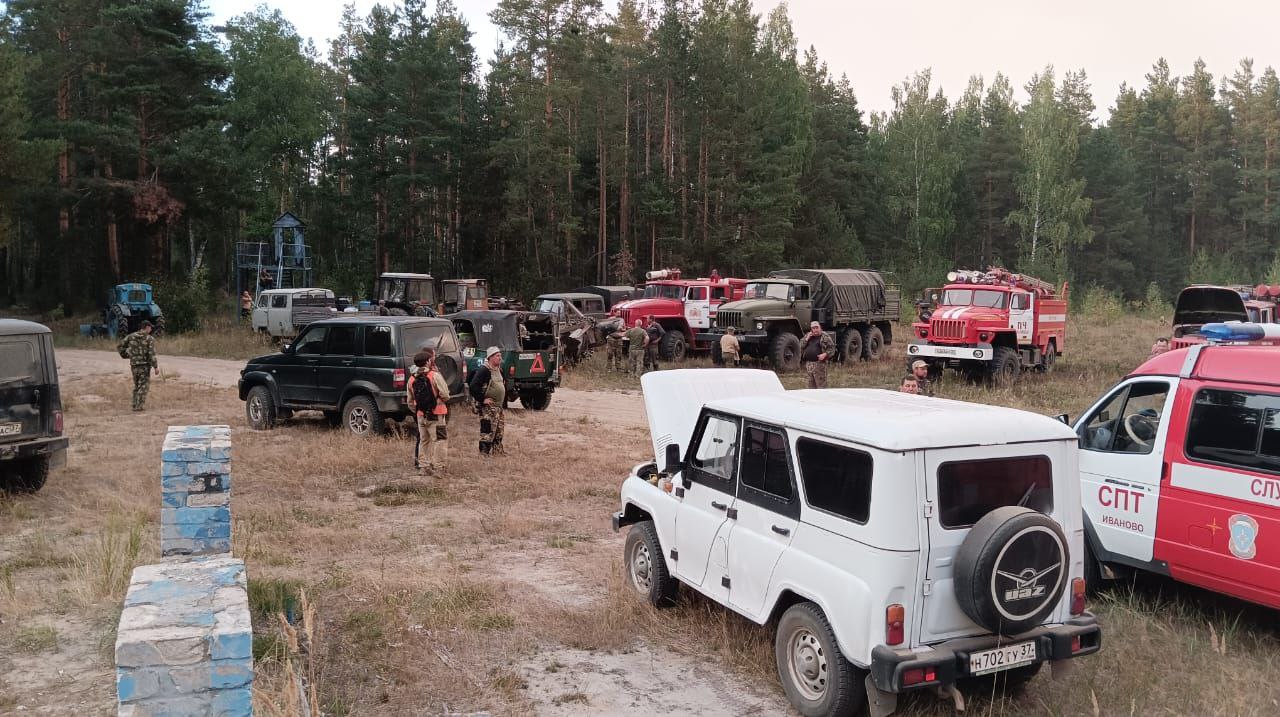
top-left (885, 604), bottom-right (905, 646)
top-left (901, 666), bottom-right (936, 687)
top-left (393, 368), bottom-right (406, 389)
top-left (1070, 578), bottom-right (1086, 615)
top-left (1071, 635), bottom-right (1082, 653)
top-left (54, 411), bottom-right (64, 435)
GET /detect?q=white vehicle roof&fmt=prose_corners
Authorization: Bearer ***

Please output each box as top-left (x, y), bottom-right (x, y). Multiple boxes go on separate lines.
top-left (706, 389), bottom-right (1077, 452)
top-left (259, 288), bottom-right (334, 296)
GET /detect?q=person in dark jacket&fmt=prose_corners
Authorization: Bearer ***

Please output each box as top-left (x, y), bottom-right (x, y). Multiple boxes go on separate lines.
top-left (467, 346), bottom-right (507, 455)
top-left (645, 316), bottom-right (665, 371)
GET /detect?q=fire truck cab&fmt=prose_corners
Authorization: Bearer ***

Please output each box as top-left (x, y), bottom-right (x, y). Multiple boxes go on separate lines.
top-left (610, 269), bottom-right (747, 361)
top-left (1073, 344), bottom-right (1280, 610)
top-left (1172, 284), bottom-right (1280, 349)
top-left (907, 268), bottom-right (1067, 385)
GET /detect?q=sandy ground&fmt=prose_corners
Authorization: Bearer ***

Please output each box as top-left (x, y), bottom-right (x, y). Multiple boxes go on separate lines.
top-left (56, 349), bottom-right (650, 431)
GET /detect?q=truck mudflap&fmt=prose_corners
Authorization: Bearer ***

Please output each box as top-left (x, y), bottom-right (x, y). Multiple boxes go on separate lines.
top-left (868, 614), bottom-right (1100, 694)
top-left (907, 342), bottom-right (994, 362)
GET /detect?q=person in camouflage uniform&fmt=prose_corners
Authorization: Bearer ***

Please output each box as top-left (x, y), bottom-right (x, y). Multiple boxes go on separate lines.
top-left (118, 320), bottom-right (159, 411)
top-left (605, 322), bottom-right (625, 371)
top-left (800, 321), bottom-right (836, 389)
top-left (910, 360), bottom-right (936, 397)
top-left (467, 347), bottom-right (507, 455)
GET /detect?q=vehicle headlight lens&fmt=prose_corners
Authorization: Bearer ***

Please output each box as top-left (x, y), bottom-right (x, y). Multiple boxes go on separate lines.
top-left (918, 328), bottom-right (928, 338)
top-left (755, 321), bottom-right (764, 330)
top-left (979, 332), bottom-right (990, 342)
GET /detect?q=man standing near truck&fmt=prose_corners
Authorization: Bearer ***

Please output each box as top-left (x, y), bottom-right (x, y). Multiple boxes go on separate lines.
top-left (720, 327), bottom-right (741, 366)
top-left (800, 321), bottom-right (835, 389)
top-left (118, 320), bottom-right (159, 411)
top-left (626, 320), bottom-right (649, 376)
top-left (645, 315), bottom-right (665, 371)
top-left (468, 347), bottom-right (507, 455)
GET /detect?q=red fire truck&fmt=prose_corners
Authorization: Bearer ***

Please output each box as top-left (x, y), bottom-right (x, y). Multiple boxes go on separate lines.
top-left (1172, 284), bottom-right (1280, 349)
top-left (907, 268), bottom-right (1068, 384)
top-left (610, 269), bottom-right (747, 360)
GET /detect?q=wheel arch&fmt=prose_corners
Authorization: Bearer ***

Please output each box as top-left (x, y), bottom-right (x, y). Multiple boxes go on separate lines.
top-left (338, 381), bottom-right (382, 409)
top-left (765, 583), bottom-right (867, 668)
top-left (239, 372), bottom-right (279, 402)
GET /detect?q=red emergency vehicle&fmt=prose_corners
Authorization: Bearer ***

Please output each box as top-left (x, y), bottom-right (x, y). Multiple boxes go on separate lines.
top-left (907, 267), bottom-right (1067, 384)
top-left (1074, 344), bottom-right (1280, 609)
top-left (610, 269), bottom-right (747, 360)
top-left (1171, 284), bottom-right (1280, 349)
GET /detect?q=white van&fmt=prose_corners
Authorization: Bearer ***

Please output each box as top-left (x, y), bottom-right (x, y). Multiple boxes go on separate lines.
top-left (251, 288), bottom-right (336, 339)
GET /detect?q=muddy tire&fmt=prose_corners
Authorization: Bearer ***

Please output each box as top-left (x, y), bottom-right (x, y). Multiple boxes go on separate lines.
top-left (836, 328), bottom-right (862, 364)
top-left (659, 330), bottom-right (687, 361)
top-left (771, 333), bottom-right (802, 372)
top-left (519, 388), bottom-right (552, 411)
top-left (862, 325), bottom-right (884, 361)
top-left (624, 521), bottom-right (678, 608)
top-left (775, 602), bottom-right (863, 717)
top-left (245, 385), bottom-right (276, 430)
top-left (152, 315), bottom-right (166, 336)
top-left (342, 395), bottom-right (385, 437)
top-left (1038, 341), bottom-right (1057, 373)
top-left (989, 347), bottom-right (1021, 386)
top-left (2, 456), bottom-right (49, 494)
top-left (114, 310), bottom-right (130, 340)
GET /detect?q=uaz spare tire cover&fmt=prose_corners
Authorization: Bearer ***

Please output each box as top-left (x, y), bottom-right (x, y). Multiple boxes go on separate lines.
top-left (953, 506), bottom-right (1068, 635)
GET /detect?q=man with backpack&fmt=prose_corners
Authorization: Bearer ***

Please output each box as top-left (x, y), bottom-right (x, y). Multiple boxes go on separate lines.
top-left (407, 350), bottom-right (450, 474)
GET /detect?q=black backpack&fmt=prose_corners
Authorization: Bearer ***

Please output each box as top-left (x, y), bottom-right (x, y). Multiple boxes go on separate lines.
top-left (412, 371), bottom-right (439, 414)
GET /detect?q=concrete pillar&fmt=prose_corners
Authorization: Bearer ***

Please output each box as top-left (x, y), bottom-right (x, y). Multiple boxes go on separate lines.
top-left (160, 425), bottom-right (232, 557)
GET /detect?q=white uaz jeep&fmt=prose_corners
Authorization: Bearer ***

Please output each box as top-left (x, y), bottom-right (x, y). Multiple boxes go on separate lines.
top-left (612, 370), bottom-right (1101, 716)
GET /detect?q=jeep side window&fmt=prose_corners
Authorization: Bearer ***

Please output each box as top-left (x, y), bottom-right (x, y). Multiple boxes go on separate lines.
top-left (293, 327), bottom-right (327, 356)
top-left (690, 414), bottom-right (739, 486)
top-left (739, 425), bottom-right (793, 502)
top-left (365, 325), bottom-right (392, 357)
top-left (257, 295), bottom-right (268, 308)
top-left (327, 326), bottom-right (357, 356)
top-left (1079, 381), bottom-right (1168, 454)
top-left (1186, 388), bottom-right (1280, 474)
top-left (796, 438), bottom-right (872, 524)
top-left (271, 295), bottom-right (287, 309)
top-left (937, 456), bottom-right (1053, 529)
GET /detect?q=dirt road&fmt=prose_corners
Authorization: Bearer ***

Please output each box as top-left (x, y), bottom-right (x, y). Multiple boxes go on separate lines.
top-left (57, 349), bottom-right (649, 431)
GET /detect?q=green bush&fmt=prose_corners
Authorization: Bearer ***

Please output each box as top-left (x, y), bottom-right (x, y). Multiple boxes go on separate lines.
top-left (1140, 282), bottom-right (1172, 318)
top-left (1080, 285), bottom-right (1124, 322)
top-left (151, 268), bottom-right (210, 334)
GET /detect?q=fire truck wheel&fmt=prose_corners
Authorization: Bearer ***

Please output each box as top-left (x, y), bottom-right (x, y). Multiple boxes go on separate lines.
top-left (861, 326), bottom-right (884, 360)
top-left (1038, 342), bottom-right (1057, 373)
top-left (954, 506), bottom-right (1069, 635)
top-left (837, 329), bottom-right (862, 363)
top-left (659, 329), bottom-right (687, 361)
top-left (989, 347), bottom-right (1021, 385)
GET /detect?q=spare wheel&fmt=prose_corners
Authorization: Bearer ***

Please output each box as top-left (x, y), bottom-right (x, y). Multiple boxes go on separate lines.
top-left (953, 506), bottom-right (1068, 635)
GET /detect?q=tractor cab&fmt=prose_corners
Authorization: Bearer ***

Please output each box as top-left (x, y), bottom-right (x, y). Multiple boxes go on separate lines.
top-left (376, 273), bottom-right (437, 316)
top-left (103, 283), bottom-right (164, 338)
top-left (440, 279), bottom-right (489, 314)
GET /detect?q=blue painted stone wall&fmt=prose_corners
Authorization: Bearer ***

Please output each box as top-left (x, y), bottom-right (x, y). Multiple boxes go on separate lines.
top-left (160, 425), bottom-right (232, 556)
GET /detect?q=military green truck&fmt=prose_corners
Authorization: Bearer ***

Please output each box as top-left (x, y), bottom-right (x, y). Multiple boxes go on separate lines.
top-left (697, 268), bottom-right (900, 371)
top-left (450, 310), bottom-right (560, 410)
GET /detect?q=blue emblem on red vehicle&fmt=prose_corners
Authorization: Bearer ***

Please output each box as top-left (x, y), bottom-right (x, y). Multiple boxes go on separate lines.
top-left (1228, 514), bottom-right (1258, 560)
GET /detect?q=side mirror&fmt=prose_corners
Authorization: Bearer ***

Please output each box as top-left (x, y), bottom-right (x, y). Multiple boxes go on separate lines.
top-left (1055, 413), bottom-right (1070, 425)
top-left (664, 443), bottom-right (683, 474)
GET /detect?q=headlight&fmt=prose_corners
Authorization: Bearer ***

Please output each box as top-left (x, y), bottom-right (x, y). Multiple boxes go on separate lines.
top-left (979, 332), bottom-right (990, 342)
top-left (918, 328), bottom-right (928, 338)
top-left (755, 321), bottom-right (764, 330)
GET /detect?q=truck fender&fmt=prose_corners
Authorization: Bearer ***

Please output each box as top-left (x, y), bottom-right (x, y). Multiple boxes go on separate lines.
top-left (764, 576), bottom-right (871, 668)
top-left (617, 474), bottom-right (677, 552)
top-left (338, 380), bottom-right (387, 409)
top-left (116, 304), bottom-right (133, 317)
top-left (239, 371), bottom-right (280, 402)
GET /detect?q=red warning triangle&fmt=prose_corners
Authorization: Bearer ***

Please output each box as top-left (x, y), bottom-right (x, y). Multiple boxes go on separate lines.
top-left (530, 353), bottom-right (546, 374)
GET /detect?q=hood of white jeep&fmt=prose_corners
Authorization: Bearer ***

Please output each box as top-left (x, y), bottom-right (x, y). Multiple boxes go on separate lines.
top-left (641, 369), bottom-right (784, 463)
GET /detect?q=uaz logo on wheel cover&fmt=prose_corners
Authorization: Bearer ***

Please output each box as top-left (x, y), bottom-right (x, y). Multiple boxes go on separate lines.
top-left (989, 526), bottom-right (1065, 622)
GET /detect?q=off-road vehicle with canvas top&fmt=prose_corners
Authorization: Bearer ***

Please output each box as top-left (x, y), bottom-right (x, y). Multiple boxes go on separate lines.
top-left (612, 370), bottom-right (1100, 716)
top-left (0, 320), bottom-right (67, 494)
top-left (699, 268), bottom-right (900, 371)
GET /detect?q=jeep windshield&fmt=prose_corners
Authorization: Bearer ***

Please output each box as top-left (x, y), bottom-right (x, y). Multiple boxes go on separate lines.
top-left (642, 284), bottom-right (683, 300)
top-left (531, 298), bottom-right (563, 314)
top-left (941, 288), bottom-right (1007, 309)
top-left (743, 282), bottom-right (791, 300)
top-left (0, 340), bottom-right (41, 387)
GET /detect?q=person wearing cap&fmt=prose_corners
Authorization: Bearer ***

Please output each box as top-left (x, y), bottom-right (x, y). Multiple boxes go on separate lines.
top-left (645, 315), bottom-right (666, 372)
top-left (467, 346), bottom-right (508, 455)
top-left (117, 320), bottom-right (159, 411)
top-left (719, 326), bottom-right (741, 366)
top-left (910, 360), bottom-right (936, 397)
top-left (800, 321), bottom-right (835, 389)
top-left (625, 319), bottom-right (649, 376)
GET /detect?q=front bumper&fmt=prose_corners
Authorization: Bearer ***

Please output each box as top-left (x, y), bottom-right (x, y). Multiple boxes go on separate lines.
top-left (695, 330), bottom-right (769, 345)
top-left (906, 342), bottom-right (993, 362)
top-left (869, 614), bottom-right (1101, 693)
top-left (0, 435), bottom-right (69, 464)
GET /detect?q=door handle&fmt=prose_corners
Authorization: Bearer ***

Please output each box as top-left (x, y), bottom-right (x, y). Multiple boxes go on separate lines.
top-left (710, 501), bottom-right (727, 511)
top-left (771, 525), bottom-right (791, 536)
top-left (341, 360), bottom-right (354, 366)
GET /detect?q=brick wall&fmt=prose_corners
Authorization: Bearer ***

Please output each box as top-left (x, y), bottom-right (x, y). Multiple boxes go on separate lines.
top-left (160, 425), bottom-right (232, 557)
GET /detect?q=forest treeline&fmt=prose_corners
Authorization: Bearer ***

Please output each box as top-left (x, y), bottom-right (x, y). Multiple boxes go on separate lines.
top-left (3, 0), bottom-right (1280, 311)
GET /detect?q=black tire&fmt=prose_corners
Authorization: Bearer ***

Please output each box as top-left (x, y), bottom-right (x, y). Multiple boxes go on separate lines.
top-left (1083, 537), bottom-right (1103, 593)
top-left (245, 385), bottom-right (277, 430)
top-left (623, 521), bottom-right (679, 608)
top-left (2, 456), bottom-right (50, 494)
top-left (152, 315), bottom-right (166, 336)
top-left (114, 312), bottom-right (130, 340)
top-left (342, 394), bottom-right (385, 436)
top-left (862, 325), bottom-right (885, 361)
top-left (837, 328), bottom-right (862, 364)
top-left (953, 506), bottom-right (1069, 635)
top-left (989, 346), bottom-right (1021, 386)
top-left (774, 602), bottom-right (864, 717)
top-left (711, 340), bottom-right (724, 366)
top-left (659, 329), bottom-right (687, 361)
top-left (770, 333), bottom-right (802, 372)
top-left (519, 388), bottom-right (552, 411)
top-left (963, 661), bottom-right (1042, 697)
top-left (323, 410), bottom-right (342, 427)
top-left (1038, 341), bottom-right (1057, 373)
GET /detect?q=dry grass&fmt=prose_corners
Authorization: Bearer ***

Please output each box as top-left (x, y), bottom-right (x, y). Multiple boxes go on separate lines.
top-left (47, 313), bottom-right (274, 361)
top-left (2, 311), bottom-right (1278, 715)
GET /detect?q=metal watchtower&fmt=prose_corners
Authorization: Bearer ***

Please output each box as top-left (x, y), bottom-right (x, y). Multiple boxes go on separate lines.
top-left (234, 212), bottom-right (314, 315)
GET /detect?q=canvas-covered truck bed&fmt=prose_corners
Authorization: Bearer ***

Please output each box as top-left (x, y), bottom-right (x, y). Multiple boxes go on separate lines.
top-left (768, 268), bottom-right (900, 324)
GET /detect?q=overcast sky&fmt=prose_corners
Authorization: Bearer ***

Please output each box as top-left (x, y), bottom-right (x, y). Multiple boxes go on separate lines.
top-left (204, 0), bottom-right (1280, 120)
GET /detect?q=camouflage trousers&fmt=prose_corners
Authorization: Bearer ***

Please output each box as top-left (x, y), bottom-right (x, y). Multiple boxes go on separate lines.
top-left (606, 338), bottom-right (623, 371)
top-left (628, 348), bottom-right (646, 376)
top-left (805, 361), bottom-right (828, 389)
top-left (478, 404), bottom-right (505, 455)
top-left (131, 365), bottom-right (151, 410)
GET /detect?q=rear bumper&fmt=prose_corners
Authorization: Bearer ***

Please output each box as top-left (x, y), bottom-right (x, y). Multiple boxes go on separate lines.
top-left (869, 614), bottom-right (1101, 693)
top-left (0, 435), bottom-right (69, 464)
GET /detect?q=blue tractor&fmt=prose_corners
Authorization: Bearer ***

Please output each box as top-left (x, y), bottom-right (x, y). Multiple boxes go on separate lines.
top-left (80, 283), bottom-right (165, 339)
